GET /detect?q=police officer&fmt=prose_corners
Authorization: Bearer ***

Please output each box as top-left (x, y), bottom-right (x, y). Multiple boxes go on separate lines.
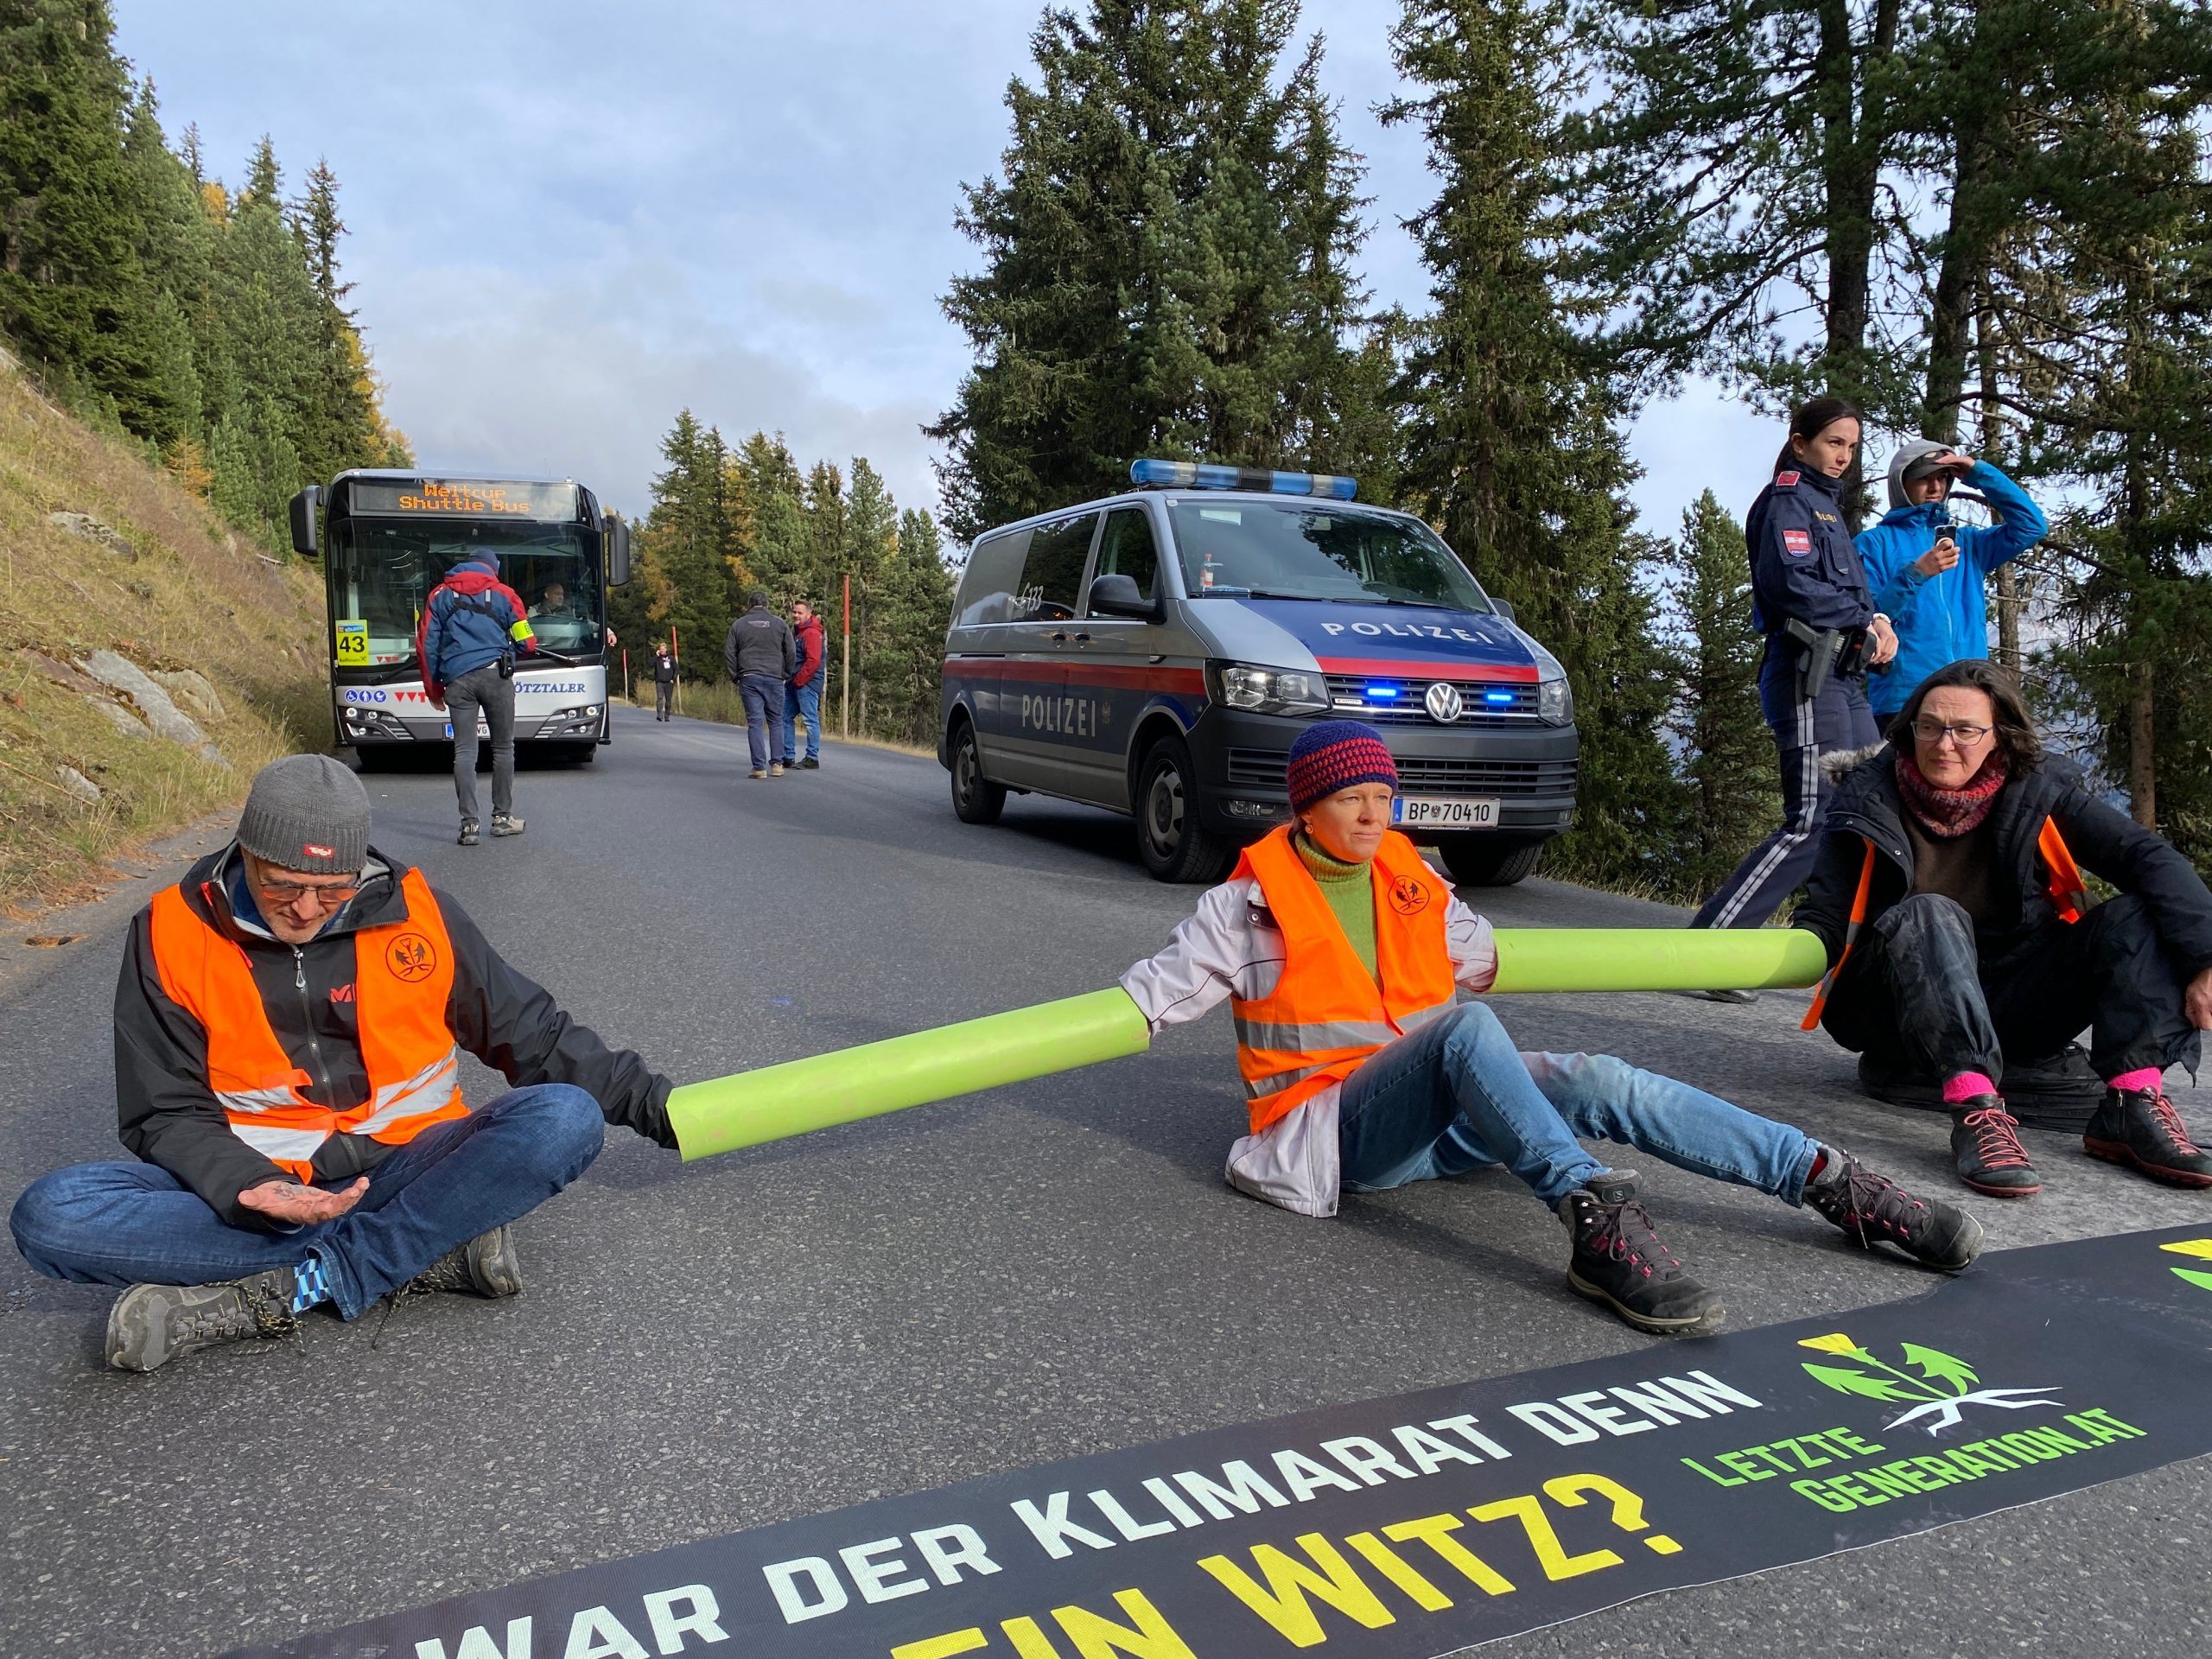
top-left (1691, 396), bottom-right (1898, 950)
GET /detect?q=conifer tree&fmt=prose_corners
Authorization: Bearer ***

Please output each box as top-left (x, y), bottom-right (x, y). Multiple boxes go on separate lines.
top-left (930, 0), bottom-right (1379, 541)
top-left (1661, 492), bottom-right (1777, 894)
top-left (868, 509), bottom-right (957, 743)
top-left (1385, 0), bottom-right (1681, 887)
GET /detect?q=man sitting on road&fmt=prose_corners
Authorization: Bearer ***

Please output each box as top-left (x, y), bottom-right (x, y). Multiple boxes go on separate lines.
top-left (1799, 659), bottom-right (2212, 1199)
top-left (8, 755), bottom-right (679, 1372)
top-left (1118, 721), bottom-right (1983, 1336)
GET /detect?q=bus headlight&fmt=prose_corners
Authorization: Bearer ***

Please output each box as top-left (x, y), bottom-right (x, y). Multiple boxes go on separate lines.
top-left (1537, 675), bottom-right (1573, 727)
top-left (1207, 661), bottom-right (1329, 715)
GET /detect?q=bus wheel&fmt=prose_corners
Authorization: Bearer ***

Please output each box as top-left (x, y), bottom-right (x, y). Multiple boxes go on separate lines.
top-left (950, 719), bottom-right (1006, 824)
top-left (561, 742), bottom-right (598, 765)
top-left (1135, 734), bottom-right (1232, 883)
top-left (353, 747), bottom-right (396, 774)
top-left (1439, 837), bottom-right (1542, 887)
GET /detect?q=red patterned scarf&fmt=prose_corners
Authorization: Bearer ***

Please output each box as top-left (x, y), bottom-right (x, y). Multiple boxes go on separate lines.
top-left (1896, 747), bottom-right (2010, 838)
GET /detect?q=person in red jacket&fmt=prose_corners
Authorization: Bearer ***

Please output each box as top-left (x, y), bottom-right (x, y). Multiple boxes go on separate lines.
top-left (782, 597), bottom-right (828, 769)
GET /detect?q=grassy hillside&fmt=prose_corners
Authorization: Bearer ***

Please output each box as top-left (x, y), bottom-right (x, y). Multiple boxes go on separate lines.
top-left (0, 351), bottom-right (327, 916)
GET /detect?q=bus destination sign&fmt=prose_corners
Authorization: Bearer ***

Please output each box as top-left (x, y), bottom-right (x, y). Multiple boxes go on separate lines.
top-left (349, 479), bottom-right (579, 520)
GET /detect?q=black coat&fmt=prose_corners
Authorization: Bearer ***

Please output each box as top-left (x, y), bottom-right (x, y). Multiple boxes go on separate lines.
top-left (1799, 747), bottom-right (2212, 976)
top-left (113, 843), bottom-right (674, 1228)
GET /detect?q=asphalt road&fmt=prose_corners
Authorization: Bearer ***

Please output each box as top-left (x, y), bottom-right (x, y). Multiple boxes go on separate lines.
top-left (3, 705), bottom-right (2208, 1657)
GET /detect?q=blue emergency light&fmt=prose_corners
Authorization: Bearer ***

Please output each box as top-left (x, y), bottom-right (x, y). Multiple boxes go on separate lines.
top-left (1129, 459), bottom-right (1357, 500)
top-left (1484, 689), bottom-right (1516, 705)
top-left (1365, 684), bottom-right (1402, 700)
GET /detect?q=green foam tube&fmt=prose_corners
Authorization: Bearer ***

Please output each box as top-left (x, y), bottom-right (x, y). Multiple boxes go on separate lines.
top-left (1490, 927), bottom-right (1827, 995)
top-left (665, 986), bottom-right (1152, 1161)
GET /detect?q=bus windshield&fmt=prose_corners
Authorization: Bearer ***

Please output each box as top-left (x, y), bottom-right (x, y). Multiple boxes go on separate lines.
top-left (330, 518), bottom-right (601, 665)
top-left (1166, 499), bottom-right (1492, 612)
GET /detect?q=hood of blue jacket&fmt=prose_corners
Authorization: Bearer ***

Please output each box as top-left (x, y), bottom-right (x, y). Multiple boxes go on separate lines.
top-left (1873, 501), bottom-right (1953, 533)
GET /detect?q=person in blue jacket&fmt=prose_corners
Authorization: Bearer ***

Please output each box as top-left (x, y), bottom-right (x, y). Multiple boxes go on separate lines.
top-left (1854, 441), bottom-right (2048, 721)
top-left (1690, 396), bottom-right (1898, 961)
top-left (415, 553), bottom-right (537, 845)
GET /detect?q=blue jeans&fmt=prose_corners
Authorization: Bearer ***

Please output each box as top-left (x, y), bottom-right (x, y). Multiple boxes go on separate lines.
top-left (740, 673), bottom-right (786, 769)
top-left (1337, 1002), bottom-right (1817, 1208)
top-left (9, 1084), bottom-right (604, 1319)
top-left (781, 677), bottom-right (823, 762)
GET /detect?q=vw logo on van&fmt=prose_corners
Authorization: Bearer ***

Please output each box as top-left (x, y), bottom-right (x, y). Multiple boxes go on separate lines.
top-left (1424, 682), bottom-right (1464, 724)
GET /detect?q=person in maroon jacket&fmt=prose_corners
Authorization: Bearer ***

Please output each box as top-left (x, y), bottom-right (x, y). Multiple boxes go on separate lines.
top-left (782, 597), bottom-right (828, 769)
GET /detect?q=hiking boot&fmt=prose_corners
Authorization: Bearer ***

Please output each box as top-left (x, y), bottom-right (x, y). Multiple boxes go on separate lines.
top-left (802, 756), bottom-right (820, 770)
top-left (458, 819), bottom-right (480, 847)
top-left (2083, 1088), bottom-right (2212, 1188)
top-left (769, 762), bottom-right (785, 777)
top-left (1802, 1146), bottom-right (1983, 1270)
top-left (490, 813), bottom-right (525, 837)
top-left (1950, 1096), bottom-right (2041, 1197)
top-left (1558, 1171), bottom-right (1724, 1334)
top-left (748, 768), bottom-right (766, 779)
top-left (407, 1225), bottom-right (524, 1297)
top-left (105, 1268), bottom-right (297, 1373)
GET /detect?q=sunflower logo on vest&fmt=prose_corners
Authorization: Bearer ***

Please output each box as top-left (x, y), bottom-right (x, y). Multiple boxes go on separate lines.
top-left (387, 933), bottom-right (438, 982)
top-left (1388, 874), bottom-right (1431, 915)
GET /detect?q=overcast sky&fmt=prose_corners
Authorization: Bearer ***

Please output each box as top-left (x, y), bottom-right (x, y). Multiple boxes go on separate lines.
top-left (112, 0), bottom-right (1777, 546)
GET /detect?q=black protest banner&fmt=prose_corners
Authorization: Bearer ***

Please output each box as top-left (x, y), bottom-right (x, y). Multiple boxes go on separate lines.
top-left (231, 1227), bottom-right (2212, 1659)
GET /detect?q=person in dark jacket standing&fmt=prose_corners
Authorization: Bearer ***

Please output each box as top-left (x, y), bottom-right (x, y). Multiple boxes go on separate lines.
top-left (652, 641), bottom-right (678, 721)
top-left (7, 756), bottom-right (679, 1372)
top-left (1689, 397), bottom-right (1900, 976)
top-left (781, 597), bottom-right (827, 769)
top-left (725, 589), bottom-right (796, 779)
top-left (1799, 659), bottom-right (2212, 1199)
top-left (416, 552), bottom-right (535, 845)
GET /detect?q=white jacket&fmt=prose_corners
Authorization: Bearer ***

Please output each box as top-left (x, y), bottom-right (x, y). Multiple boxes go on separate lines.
top-left (1118, 875), bottom-right (1498, 1217)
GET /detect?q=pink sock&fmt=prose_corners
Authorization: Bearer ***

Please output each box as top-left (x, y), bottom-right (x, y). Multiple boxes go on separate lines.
top-left (2108, 1066), bottom-right (2162, 1095)
top-left (1942, 1071), bottom-right (1999, 1105)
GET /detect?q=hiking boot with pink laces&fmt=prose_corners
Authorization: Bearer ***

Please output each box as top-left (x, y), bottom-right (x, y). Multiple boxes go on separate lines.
top-left (2083, 1088), bottom-right (2212, 1188)
top-left (1802, 1147), bottom-right (1983, 1270)
top-left (1949, 1096), bottom-right (2041, 1198)
top-left (1558, 1170), bottom-right (1723, 1334)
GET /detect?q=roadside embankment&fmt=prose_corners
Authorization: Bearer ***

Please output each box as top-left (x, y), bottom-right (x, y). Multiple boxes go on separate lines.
top-left (0, 351), bottom-right (326, 915)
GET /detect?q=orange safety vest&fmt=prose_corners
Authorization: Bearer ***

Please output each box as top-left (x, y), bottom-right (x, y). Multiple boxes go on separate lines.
top-left (1230, 824), bottom-right (1460, 1135)
top-left (148, 868), bottom-right (469, 1180)
top-left (1802, 816), bottom-right (2089, 1031)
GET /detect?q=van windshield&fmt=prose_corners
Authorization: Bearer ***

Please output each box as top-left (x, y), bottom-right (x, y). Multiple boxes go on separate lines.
top-left (1166, 500), bottom-right (1492, 611)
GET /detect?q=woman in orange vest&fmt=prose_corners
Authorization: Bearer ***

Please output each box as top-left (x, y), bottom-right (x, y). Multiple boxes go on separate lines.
top-left (1120, 721), bottom-right (1980, 1335)
top-left (1801, 659), bottom-right (2212, 1198)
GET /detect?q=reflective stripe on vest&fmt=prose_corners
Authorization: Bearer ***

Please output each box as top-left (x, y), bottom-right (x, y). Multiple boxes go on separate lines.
top-left (1801, 816), bottom-right (2088, 1032)
top-left (1229, 824), bottom-right (1460, 1134)
top-left (148, 868), bottom-right (469, 1182)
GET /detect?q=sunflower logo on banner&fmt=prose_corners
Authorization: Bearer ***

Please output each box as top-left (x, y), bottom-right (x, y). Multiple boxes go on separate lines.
top-left (2161, 1237), bottom-right (2212, 1292)
top-left (1797, 1333), bottom-right (2063, 1435)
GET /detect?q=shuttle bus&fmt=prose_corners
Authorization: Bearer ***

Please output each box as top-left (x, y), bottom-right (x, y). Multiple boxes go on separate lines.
top-left (288, 471), bottom-right (632, 766)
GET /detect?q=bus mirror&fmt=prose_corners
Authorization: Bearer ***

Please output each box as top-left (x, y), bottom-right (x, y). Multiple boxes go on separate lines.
top-left (607, 518), bottom-right (632, 587)
top-left (288, 486), bottom-right (321, 557)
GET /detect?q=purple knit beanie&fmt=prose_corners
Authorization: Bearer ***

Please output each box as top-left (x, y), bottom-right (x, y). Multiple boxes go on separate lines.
top-left (1286, 720), bottom-right (1398, 814)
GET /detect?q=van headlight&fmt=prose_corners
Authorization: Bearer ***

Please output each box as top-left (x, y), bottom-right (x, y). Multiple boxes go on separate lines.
top-left (1207, 661), bottom-right (1329, 715)
top-left (1537, 675), bottom-right (1572, 726)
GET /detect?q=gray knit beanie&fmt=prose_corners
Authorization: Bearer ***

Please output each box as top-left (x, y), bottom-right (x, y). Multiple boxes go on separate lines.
top-left (237, 754), bottom-right (371, 874)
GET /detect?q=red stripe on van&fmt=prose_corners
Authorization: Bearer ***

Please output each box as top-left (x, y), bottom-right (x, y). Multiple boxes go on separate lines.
top-left (1315, 657), bottom-right (1541, 683)
top-left (944, 659), bottom-right (1206, 696)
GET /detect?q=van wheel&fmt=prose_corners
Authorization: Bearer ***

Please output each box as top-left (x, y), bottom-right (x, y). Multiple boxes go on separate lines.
top-left (1439, 837), bottom-right (1543, 887)
top-left (1136, 734), bottom-right (1233, 883)
top-left (950, 720), bottom-right (1006, 824)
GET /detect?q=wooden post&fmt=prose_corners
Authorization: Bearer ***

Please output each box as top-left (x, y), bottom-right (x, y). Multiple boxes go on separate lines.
top-left (622, 647), bottom-right (631, 704)
top-left (842, 572), bottom-right (852, 739)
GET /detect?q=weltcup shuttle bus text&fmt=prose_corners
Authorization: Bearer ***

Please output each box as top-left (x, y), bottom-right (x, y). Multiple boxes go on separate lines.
top-left (939, 461), bottom-right (1580, 885)
top-left (287, 472), bottom-right (632, 766)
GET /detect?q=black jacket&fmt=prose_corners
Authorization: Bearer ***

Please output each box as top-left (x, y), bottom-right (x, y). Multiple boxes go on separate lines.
top-left (1799, 748), bottom-right (2212, 975)
top-left (653, 652), bottom-right (679, 685)
top-left (114, 842), bottom-right (675, 1229)
top-left (724, 607), bottom-right (796, 681)
top-left (1748, 463), bottom-right (1872, 636)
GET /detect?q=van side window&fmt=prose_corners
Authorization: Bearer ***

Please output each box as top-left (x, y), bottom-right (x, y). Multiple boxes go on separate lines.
top-left (1092, 509), bottom-right (1160, 605)
top-left (1014, 512), bottom-right (1098, 621)
top-left (954, 529), bottom-right (1033, 626)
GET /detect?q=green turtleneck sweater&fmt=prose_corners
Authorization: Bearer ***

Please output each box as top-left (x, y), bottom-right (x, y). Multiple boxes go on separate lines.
top-left (1294, 832), bottom-right (1378, 983)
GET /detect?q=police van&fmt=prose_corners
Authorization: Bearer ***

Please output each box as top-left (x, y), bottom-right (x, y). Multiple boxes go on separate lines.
top-left (938, 461), bottom-right (1579, 884)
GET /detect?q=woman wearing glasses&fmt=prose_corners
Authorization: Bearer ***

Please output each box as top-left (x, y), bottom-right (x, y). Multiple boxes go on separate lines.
top-left (1800, 659), bottom-right (2212, 1198)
